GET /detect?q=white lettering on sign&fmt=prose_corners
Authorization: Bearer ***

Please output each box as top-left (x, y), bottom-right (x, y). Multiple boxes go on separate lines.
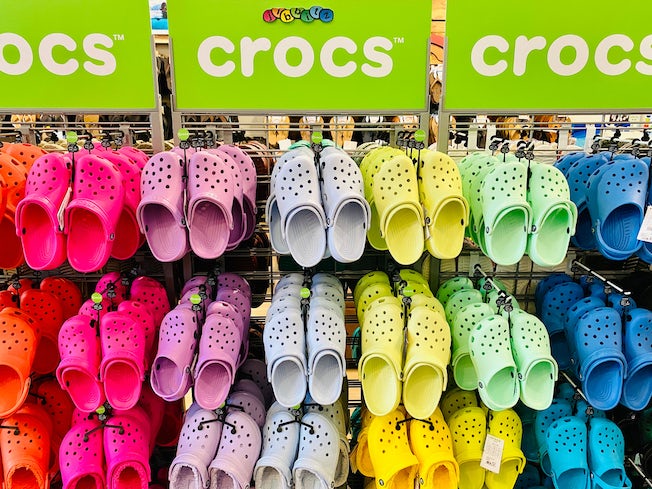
top-left (197, 35), bottom-right (395, 78)
top-left (0, 33), bottom-right (116, 76)
top-left (470, 33), bottom-right (652, 77)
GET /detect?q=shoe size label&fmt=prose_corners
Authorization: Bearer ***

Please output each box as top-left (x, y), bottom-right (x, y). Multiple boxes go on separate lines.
top-left (480, 434), bottom-right (505, 474)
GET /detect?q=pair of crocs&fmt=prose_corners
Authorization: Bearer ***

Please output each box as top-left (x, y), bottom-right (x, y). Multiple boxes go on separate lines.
top-left (255, 399), bottom-right (348, 489)
top-left (170, 388), bottom-right (264, 489)
top-left (151, 273), bottom-right (251, 408)
top-left (460, 152), bottom-right (576, 266)
top-left (60, 405), bottom-right (151, 489)
top-left (138, 145), bottom-right (257, 262)
top-left (546, 416), bottom-right (631, 489)
top-left (57, 274), bottom-right (168, 413)
top-left (17, 147), bottom-right (147, 271)
top-left (448, 404), bottom-right (525, 489)
top-left (361, 146), bottom-right (424, 265)
top-left (264, 273), bottom-right (346, 407)
top-left (267, 146), bottom-right (369, 267)
top-left (356, 270), bottom-right (450, 419)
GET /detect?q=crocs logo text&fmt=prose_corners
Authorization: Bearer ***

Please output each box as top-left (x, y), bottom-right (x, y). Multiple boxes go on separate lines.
top-left (471, 33), bottom-right (652, 77)
top-left (0, 33), bottom-right (117, 76)
top-left (262, 6), bottom-right (334, 24)
top-left (198, 35), bottom-right (393, 78)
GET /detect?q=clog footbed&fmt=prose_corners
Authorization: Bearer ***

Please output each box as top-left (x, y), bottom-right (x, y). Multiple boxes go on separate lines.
top-left (546, 416), bottom-right (590, 489)
top-left (100, 311), bottom-right (146, 410)
top-left (95, 150), bottom-right (143, 260)
top-left (586, 159), bottom-right (647, 260)
top-left (409, 408), bottom-right (459, 489)
top-left (470, 315), bottom-right (519, 411)
top-left (60, 418), bottom-right (105, 489)
top-left (535, 400), bottom-right (573, 476)
top-left (137, 151), bottom-right (189, 262)
top-left (254, 404), bottom-right (300, 489)
top-left (0, 308), bottom-right (40, 418)
top-left (150, 306), bottom-right (198, 402)
top-left (540, 281), bottom-right (585, 370)
top-left (451, 303), bottom-right (494, 391)
top-left (1, 403), bottom-right (52, 489)
top-left (57, 314), bottom-right (104, 412)
top-left (418, 150), bottom-right (469, 259)
top-left (205, 148), bottom-right (246, 251)
top-left (534, 274), bottom-right (572, 316)
top-left (187, 151), bottom-right (235, 259)
top-left (264, 306), bottom-right (307, 408)
top-left (553, 151), bottom-right (588, 177)
top-left (217, 144), bottom-right (258, 241)
top-left (170, 404), bottom-right (222, 489)
top-left (65, 154), bottom-right (124, 272)
top-left (485, 409), bottom-right (526, 489)
top-left (0, 153), bottom-right (27, 268)
top-left (565, 154), bottom-right (609, 250)
top-left (15, 152), bottom-right (71, 270)
top-left (526, 162), bottom-right (577, 267)
top-left (403, 306), bottom-right (450, 419)
top-left (360, 147), bottom-right (402, 250)
top-left (621, 308), bottom-right (652, 410)
top-left (444, 288), bottom-right (483, 324)
top-left (480, 162), bottom-right (532, 265)
top-left (372, 153), bottom-right (424, 265)
top-left (293, 412), bottom-right (340, 489)
top-left (588, 418), bottom-right (632, 489)
top-left (574, 307), bottom-right (626, 410)
top-left (209, 411), bottom-right (262, 489)
top-left (508, 310), bottom-right (558, 410)
top-left (194, 314), bottom-right (241, 410)
top-left (440, 388), bottom-right (478, 423)
top-left (41, 277), bottom-right (82, 321)
top-left (306, 299), bottom-right (346, 406)
top-left (104, 407), bottom-right (150, 489)
top-left (20, 288), bottom-right (63, 375)
top-left (274, 152), bottom-right (327, 267)
top-left (320, 147), bottom-right (370, 263)
top-left (358, 296), bottom-right (404, 416)
top-left (449, 407), bottom-right (487, 489)
top-left (436, 277), bottom-right (474, 308)
top-left (353, 271), bottom-right (390, 305)
top-left (367, 409), bottom-right (419, 489)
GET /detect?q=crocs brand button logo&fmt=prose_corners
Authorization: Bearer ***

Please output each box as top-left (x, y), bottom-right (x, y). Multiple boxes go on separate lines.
top-left (471, 33), bottom-right (652, 77)
top-left (263, 6), bottom-right (334, 24)
top-left (0, 33), bottom-right (117, 76)
top-left (197, 35), bottom-right (394, 79)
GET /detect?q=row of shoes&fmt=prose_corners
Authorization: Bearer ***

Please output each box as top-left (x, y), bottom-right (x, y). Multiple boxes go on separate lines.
top-left (351, 388), bottom-right (526, 489)
top-left (353, 269), bottom-right (451, 419)
top-left (536, 273), bottom-right (652, 411)
top-left (57, 274), bottom-right (170, 413)
top-left (8, 143), bottom-right (151, 272)
top-left (436, 276), bottom-right (558, 411)
top-left (361, 147), bottom-right (469, 265)
top-left (554, 151), bottom-right (652, 261)
top-left (267, 143), bottom-right (370, 267)
top-left (150, 273), bottom-right (254, 409)
top-left (264, 272), bottom-right (347, 407)
top-left (138, 145), bottom-right (258, 262)
top-left (459, 152), bottom-right (577, 267)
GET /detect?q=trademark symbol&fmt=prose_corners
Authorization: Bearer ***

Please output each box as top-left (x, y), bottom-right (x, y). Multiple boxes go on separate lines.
top-left (113, 34), bottom-right (125, 41)
top-left (393, 37), bottom-right (405, 44)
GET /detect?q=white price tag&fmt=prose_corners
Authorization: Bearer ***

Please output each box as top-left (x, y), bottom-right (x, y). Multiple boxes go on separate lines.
top-left (638, 206), bottom-right (652, 243)
top-left (480, 434), bottom-right (504, 474)
top-left (343, 140), bottom-right (358, 150)
top-left (278, 139), bottom-right (293, 151)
